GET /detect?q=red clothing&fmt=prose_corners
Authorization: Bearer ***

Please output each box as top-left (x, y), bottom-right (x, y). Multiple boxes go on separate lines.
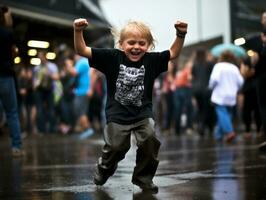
top-left (175, 67), bottom-right (192, 88)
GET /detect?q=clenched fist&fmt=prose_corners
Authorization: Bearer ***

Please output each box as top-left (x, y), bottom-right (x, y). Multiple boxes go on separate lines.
top-left (174, 21), bottom-right (188, 34)
top-left (73, 18), bottom-right (89, 31)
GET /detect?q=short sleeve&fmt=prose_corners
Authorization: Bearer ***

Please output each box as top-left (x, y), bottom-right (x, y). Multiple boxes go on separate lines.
top-left (75, 58), bottom-right (88, 75)
top-left (147, 50), bottom-right (170, 77)
top-left (89, 48), bottom-right (118, 74)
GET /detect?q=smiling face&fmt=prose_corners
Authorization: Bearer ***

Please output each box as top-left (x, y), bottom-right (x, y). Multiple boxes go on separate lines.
top-left (117, 21), bottom-right (155, 62)
top-left (119, 31), bottom-right (150, 62)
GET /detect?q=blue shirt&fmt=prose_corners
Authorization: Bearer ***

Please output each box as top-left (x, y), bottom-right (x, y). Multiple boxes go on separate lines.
top-left (75, 57), bottom-right (90, 96)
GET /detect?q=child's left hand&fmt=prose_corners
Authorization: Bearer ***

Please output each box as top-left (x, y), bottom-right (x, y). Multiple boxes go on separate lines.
top-left (174, 21), bottom-right (188, 34)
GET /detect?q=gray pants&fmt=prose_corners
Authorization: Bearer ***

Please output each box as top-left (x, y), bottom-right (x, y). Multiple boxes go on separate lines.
top-left (96, 118), bottom-right (161, 186)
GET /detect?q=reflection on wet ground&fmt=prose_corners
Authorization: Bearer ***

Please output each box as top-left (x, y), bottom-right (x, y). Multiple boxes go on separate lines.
top-left (1, 133), bottom-right (266, 200)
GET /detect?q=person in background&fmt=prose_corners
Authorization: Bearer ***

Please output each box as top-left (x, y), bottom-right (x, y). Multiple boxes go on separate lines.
top-left (65, 53), bottom-right (94, 139)
top-left (0, 6), bottom-right (24, 156)
top-left (245, 11), bottom-right (266, 151)
top-left (161, 61), bottom-right (177, 133)
top-left (17, 64), bottom-right (36, 137)
top-left (73, 17), bottom-right (187, 193)
top-left (57, 56), bottom-right (76, 135)
top-left (33, 51), bottom-right (59, 134)
top-left (256, 12), bottom-right (266, 151)
top-left (191, 48), bottom-right (215, 136)
top-left (87, 68), bottom-right (106, 132)
top-left (209, 51), bottom-right (244, 143)
top-left (239, 56), bottom-right (261, 138)
top-left (173, 59), bottom-right (194, 135)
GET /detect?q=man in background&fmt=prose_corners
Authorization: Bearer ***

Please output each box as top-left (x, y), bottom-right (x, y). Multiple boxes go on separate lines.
top-left (246, 11), bottom-right (266, 151)
top-left (0, 6), bottom-right (24, 156)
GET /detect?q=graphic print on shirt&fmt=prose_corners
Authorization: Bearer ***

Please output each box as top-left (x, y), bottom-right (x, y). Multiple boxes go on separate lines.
top-left (115, 64), bottom-right (145, 107)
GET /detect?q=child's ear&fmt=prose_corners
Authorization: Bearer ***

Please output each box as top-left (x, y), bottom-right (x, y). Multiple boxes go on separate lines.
top-left (118, 40), bottom-right (123, 49)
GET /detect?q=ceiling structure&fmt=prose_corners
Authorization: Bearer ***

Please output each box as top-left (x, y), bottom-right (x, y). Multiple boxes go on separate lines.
top-left (1, 0), bottom-right (266, 65)
top-left (1, 0), bottom-right (114, 65)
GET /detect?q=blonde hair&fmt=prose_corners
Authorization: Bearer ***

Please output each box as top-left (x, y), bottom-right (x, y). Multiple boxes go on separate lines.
top-left (111, 20), bottom-right (155, 50)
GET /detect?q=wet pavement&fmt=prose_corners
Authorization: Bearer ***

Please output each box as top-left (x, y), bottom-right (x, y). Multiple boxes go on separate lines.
top-left (1, 132), bottom-right (266, 200)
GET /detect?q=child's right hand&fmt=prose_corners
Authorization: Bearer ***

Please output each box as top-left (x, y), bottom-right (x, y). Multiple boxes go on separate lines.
top-left (73, 18), bottom-right (88, 31)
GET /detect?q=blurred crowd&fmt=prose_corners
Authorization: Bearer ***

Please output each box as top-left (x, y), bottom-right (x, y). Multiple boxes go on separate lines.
top-left (153, 48), bottom-right (259, 140)
top-left (0, 47), bottom-right (107, 138)
top-left (0, 8), bottom-right (266, 147)
top-left (0, 44), bottom-right (263, 143)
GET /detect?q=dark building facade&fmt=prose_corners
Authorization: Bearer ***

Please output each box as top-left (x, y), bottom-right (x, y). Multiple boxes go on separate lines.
top-left (230, 0), bottom-right (266, 43)
top-left (1, 0), bottom-right (113, 65)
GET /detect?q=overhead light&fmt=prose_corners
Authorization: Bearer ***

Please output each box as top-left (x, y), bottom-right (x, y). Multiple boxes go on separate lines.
top-left (30, 58), bottom-right (41, 65)
top-left (28, 49), bottom-right (37, 56)
top-left (234, 37), bottom-right (245, 46)
top-left (247, 50), bottom-right (255, 57)
top-left (46, 52), bottom-right (56, 60)
top-left (14, 57), bottom-right (21, 64)
top-left (27, 40), bottom-right (50, 49)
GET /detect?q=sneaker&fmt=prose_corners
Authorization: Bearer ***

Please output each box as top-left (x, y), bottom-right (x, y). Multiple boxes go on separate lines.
top-left (79, 128), bottom-right (94, 140)
top-left (259, 141), bottom-right (266, 152)
top-left (93, 168), bottom-right (109, 186)
top-left (133, 181), bottom-right (159, 194)
top-left (12, 148), bottom-right (25, 157)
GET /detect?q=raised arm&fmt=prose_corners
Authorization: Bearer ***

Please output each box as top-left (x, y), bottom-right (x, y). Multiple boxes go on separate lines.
top-left (169, 21), bottom-right (188, 60)
top-left (73, 18), bottom-right (92, 58)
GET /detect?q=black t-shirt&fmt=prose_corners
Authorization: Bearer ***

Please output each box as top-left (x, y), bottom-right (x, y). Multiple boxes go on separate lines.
top-left (89, 48), bottom-right (170, 124)
top-left (191, 62), bottom-right (213, 92)
top-left (245, 34), bottom-right (266, 78)
top-left (0, 26), bottom-right (15, 77)
top-left (256, 44), bottom-right (266, 78)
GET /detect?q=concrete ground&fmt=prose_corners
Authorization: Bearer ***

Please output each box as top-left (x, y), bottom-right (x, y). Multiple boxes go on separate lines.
top-left (1, 131), bottom-right (266, 200)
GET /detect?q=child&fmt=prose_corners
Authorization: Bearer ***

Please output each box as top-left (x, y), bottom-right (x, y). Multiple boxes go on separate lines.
top-left (208, 51), bottom-right (244, 143)
top-left (73, 18), bottom-right (188, 193)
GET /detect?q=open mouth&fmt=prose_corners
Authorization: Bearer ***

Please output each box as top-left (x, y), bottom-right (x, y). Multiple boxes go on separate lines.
top-left (130, 51), bottom-right (141, 56)
top-left (127, 50), bottom-right (144, 61)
